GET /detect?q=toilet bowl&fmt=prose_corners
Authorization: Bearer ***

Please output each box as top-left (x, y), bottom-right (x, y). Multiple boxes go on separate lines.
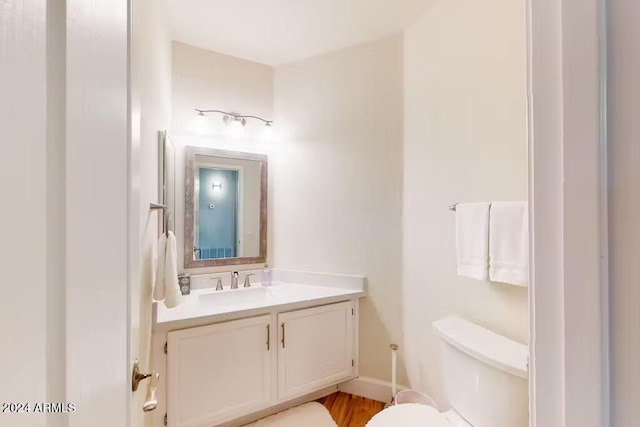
top-left (367, 316), bottom-right (528, 427)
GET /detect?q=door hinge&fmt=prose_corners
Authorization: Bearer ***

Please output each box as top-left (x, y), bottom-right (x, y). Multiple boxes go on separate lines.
top-left (164, 342), bottom-right (168, 355)
top-left (164, 413), bottom-right (168, 426)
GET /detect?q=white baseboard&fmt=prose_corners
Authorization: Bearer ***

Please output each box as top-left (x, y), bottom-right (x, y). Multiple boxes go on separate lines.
top-left (338, 377), bottom-right (408, 404)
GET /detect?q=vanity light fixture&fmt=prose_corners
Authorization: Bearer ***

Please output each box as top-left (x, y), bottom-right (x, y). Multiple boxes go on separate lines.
top-left (195, 108), bottom-right (273, 128)
top-left (212, 181), bottom-right (222, 190)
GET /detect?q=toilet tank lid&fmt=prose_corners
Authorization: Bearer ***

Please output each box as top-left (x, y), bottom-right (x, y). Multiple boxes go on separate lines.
top-left (433, 317), bottom-right (528, 379)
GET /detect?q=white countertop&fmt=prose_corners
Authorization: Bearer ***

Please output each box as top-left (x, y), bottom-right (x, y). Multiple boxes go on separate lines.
top-left (153, 280), bottom-right (365, 332)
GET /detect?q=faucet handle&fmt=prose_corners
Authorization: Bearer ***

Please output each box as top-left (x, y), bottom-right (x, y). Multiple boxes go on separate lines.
top-left (244, 273), bottom-right (255, 288)
top-left (210, 276), bottom-right (224, 291)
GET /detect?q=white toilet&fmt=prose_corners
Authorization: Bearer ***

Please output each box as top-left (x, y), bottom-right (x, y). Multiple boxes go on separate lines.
top-left (367, 316), bottom-right (528, 427)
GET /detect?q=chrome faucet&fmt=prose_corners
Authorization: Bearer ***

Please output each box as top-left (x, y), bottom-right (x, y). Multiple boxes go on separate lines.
top-left (231, 271), bottom-right (239, 289)
top-left (244, 273), bottom-right (255, 288)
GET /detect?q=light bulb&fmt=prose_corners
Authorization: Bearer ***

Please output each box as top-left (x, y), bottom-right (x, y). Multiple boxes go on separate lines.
top-left (227, 117), bottom-right (244, 138)
top-left (191, 111), bottom-right (207, 134)
top-left (261, 122), bottom-right (274, 142)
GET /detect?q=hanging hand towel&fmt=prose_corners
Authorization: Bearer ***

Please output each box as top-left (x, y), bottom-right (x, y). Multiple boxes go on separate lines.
top-left (456, 202), bottom-right (491, 280)
top-left (153, 233), bottom-right (167, 301)
top-left (489, 201), bottom-right (529, 286)
top-left (163, 231), bottom-right (183, 308)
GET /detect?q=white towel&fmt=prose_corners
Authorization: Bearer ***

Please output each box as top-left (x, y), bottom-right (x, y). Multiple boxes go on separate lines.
top-left (456, 202), bottom-right (491, 281)
top-left (153, 234), bottom-right (167, 301)
top-left (163, 231), bottom-right (183, 308)
top-left (489, 201), bottom-right (529, 286)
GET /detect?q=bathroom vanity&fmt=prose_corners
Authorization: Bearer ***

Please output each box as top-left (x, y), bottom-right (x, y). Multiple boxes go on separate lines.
top-left (152, 140), bottom-right (366, 426)
top-left (151, 271), bottom-right (365, 427)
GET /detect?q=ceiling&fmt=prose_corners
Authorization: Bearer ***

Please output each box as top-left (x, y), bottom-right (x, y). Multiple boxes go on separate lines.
top-left (164, 0), bottom-right (431, 66)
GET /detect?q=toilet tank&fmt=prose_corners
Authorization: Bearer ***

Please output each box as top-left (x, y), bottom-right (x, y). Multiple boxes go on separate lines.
top-left (433, 317), bottom-right (528, 427)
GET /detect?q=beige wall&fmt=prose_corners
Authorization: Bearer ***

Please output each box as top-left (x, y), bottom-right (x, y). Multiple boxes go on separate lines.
top-left (609, 0), bottom-right (640, 424)
top-left (273, 35), bottom-right (404, 383)
top-left (172, 41), bottom-right (274, 139)
top-left (171, 42), bottom-right (273, 273)
top-left (402, 0), bottom-right (528, 407)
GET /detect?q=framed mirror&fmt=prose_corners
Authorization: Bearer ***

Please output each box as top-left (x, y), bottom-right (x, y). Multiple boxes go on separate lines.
top-left (184, 147), bottom-right (267, 268)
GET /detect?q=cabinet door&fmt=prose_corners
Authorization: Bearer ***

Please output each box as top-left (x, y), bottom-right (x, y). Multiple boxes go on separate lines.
top-left (167, 315), bottom-right (274, 427)
top-left (278, 301), bottom-right (354, 400)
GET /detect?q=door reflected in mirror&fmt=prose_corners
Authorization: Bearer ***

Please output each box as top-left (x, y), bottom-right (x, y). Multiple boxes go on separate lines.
top-left (185, 147), bottom-right (267, 268)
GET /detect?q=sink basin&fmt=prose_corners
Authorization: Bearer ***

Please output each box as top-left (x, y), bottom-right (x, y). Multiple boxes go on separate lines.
top-left (198, 286), bottom-right (274, 307)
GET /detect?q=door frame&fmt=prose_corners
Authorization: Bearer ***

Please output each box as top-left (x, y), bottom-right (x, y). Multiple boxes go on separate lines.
top-left (65, 0), bottom-right (134, 426)
top-left (527, 0), bottom-right (609, 426)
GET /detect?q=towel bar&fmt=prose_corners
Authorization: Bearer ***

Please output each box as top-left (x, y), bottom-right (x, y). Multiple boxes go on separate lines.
top-left (150, 203), bottom-right (168, 211)
top-left (150, 203), bottom-right (171, 236)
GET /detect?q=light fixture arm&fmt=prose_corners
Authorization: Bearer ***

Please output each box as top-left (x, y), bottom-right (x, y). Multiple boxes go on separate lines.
top-left (195, 109), bottom-right (273, 126)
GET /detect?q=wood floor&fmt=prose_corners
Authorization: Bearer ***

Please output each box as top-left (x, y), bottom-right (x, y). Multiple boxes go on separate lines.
top-left (317, 392), bottom-right (386, 427)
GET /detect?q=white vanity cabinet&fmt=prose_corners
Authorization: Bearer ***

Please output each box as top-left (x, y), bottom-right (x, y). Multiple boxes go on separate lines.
top-left (277, 301), bottom-right (355, 400)
top-left (161, 300), bottom-right (357, 427)
top-left (166, 315), bottom-right (275, 427)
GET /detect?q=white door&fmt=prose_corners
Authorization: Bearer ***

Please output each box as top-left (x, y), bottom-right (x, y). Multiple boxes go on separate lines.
top-left (66, 1), bottom-right (133, 427)
top-left (278, 302), bottom-right (355, 400)
top-left (1, 3), bottom-right (50, 427)
top-left (167, 315), bottom-right (274, 427)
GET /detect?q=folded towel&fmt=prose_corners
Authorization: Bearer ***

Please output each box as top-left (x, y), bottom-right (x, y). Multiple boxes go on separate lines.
top-left (153, 234), bottom-right (167, 301)
top-left (489, 201), bottom-right (529, 286)
top-left (163, 231), bottom-right (183, 308)
top-left (456, 202), bottom-right (491, 280)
